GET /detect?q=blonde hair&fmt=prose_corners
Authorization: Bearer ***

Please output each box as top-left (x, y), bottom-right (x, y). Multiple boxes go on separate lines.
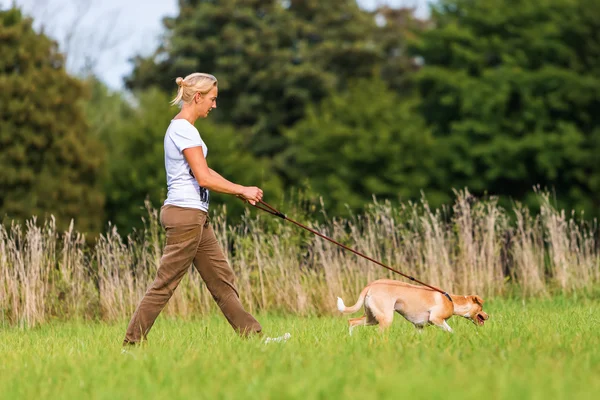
top-left (170, 72), bottom-right (218, 106)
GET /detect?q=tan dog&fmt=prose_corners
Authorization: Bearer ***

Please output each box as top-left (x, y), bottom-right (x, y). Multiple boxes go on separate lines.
top-left (337, 279), bottom-right (489, 334)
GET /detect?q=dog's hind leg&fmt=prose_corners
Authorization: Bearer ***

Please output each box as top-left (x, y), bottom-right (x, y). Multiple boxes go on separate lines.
top-left (367, 295), bottom-right (394, 333)
top-left (348, 316), bottom-right (374, 335)
top-left (374, 309), bottom-right (394, 332)
top-left (348, 303), bottom-right (381, 335)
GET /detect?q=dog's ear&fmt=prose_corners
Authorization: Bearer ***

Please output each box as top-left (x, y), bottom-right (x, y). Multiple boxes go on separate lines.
top-left (471, 295), bottom-right (484, 306)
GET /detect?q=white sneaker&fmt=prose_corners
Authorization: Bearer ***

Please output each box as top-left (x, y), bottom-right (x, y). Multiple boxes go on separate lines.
top-left (263, 332), bottom-right (291, 344)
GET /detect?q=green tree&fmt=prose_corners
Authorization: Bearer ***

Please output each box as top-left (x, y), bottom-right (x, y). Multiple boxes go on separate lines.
top-left (373, 6), bottom-right (431, 92)
top-left (410, 0), bottom-right (600, 213)
top-left (0, 8), bottom-right (105, 235)
top-left (283, 78), bottom-right (438, 216)
top-left (125, 0), bottom-right (407, 158)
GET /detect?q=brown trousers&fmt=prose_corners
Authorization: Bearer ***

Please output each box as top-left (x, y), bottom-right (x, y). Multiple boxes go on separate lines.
top-left (123, 205), bottom-right (262, 345)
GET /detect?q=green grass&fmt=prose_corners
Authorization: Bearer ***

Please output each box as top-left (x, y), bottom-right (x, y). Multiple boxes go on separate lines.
top-left (1, 298), bottom-right (599, 400)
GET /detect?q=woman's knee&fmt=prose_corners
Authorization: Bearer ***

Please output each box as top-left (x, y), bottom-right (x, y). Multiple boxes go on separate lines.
top-left (207, 279), bottom-right (239, 302)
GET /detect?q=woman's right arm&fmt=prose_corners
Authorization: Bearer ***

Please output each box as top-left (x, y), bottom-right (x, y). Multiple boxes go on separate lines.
top-left (183, 146), bottom-right (263, 204)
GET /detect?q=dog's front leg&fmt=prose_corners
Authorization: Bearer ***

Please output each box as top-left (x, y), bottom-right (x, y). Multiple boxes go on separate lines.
top-left (442, 320), bottom-right (454, 333)
top-left (430, 317), bottom-right (453, 333)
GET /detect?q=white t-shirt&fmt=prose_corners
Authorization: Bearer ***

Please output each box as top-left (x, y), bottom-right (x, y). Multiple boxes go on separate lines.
top-left (163, 119), bottom-right (210, 211)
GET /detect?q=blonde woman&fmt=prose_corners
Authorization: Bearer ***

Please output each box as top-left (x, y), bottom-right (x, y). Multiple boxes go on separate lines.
top-left (123, 73), bottom-right (289, 345)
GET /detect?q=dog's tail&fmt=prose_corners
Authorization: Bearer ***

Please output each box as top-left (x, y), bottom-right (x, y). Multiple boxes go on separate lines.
top-left (337, 286), bottom-right (370, 314)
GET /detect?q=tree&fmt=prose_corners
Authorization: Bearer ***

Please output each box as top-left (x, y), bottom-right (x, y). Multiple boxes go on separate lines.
top-left (6, 0), bottom-right (124, 77)
top-left (410, 0), bottom-right (600, 214)
top-left (282, 78), bottom-right (438, 216)
top-left (125, 0), bottom-right (407, 159)
top-left (0, 8), bottom-right (105, 235)
top-left (372, 5), bottom-right (430, 92)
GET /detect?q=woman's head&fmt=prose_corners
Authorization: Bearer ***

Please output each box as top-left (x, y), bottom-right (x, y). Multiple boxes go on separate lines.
top-left (171, 72), bottom-right (218, 118)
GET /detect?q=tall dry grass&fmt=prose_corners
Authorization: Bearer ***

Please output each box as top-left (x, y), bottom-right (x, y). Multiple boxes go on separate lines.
top-left (0, 190), bottom-right (598, 327)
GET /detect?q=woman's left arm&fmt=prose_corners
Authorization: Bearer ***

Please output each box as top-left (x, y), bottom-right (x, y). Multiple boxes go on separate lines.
top-left (208, 168), bottom-right (224, 179)
top-left (208, 168), bottom-right (255, 202)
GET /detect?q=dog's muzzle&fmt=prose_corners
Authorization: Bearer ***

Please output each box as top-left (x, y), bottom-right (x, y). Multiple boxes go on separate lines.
top-left (475, 312), bottom-right (489, 326)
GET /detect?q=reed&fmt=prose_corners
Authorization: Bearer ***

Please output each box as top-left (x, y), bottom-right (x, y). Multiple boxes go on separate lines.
top-left (0, 190), bottom-right (597, 327)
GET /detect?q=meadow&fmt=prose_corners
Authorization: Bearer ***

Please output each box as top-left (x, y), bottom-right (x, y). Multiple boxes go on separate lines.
top-left (0, 298), bottom-right (598, 400)
top-left (0, 191), bottom-right (598, 399)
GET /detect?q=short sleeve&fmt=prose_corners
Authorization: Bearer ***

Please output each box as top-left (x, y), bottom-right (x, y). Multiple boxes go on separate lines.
top-left (170, 125), bottom-right (205, 152)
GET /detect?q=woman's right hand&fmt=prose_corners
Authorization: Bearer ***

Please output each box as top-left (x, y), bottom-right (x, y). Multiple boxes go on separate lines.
top-left (240, 186), bottom-right (263, 205)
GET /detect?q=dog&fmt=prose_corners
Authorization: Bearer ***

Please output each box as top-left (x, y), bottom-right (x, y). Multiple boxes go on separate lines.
top-left (337, 279), bottom-right (489, 334)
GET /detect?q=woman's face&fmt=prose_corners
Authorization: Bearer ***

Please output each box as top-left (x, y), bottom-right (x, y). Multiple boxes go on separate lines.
top-left (195, 85), bottom-right (218, 118)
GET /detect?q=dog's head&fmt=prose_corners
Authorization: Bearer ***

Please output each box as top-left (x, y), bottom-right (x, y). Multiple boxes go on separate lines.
top-left (462, 295), bottom-right (489, 326)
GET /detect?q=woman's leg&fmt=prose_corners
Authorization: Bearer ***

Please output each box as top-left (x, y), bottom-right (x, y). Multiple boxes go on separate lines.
top-left (123, 206), bottom-right (205, 345)
top-left (193, 221), bottom-right (262, 336)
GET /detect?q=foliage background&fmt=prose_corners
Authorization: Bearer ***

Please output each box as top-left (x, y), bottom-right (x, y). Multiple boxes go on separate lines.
top-left (1, 0), bottom-right (599, 236)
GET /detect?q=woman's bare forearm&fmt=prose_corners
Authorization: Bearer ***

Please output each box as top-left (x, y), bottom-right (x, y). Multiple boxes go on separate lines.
top-left (183, 148), bottom-right (243, 195)
top-left (198, 169), bottom-right (243, 195)
top-left (208, 168), bottom-right (224, 179)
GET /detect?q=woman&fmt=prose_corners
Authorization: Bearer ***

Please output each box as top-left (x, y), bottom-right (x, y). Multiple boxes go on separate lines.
top-left (123, 72), bottom-right (288, 345)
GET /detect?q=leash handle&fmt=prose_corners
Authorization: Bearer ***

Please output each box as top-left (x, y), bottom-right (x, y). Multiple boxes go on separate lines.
top-left (249, 199), bottom-right (452, 302)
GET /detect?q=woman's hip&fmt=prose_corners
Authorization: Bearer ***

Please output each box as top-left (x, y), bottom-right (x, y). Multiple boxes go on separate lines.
top-left (160, 204), bottom-right (208, 232)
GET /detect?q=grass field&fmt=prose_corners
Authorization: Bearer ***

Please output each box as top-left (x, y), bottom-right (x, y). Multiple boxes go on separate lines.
top-left (1, 297), bottom-right (599, 400)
